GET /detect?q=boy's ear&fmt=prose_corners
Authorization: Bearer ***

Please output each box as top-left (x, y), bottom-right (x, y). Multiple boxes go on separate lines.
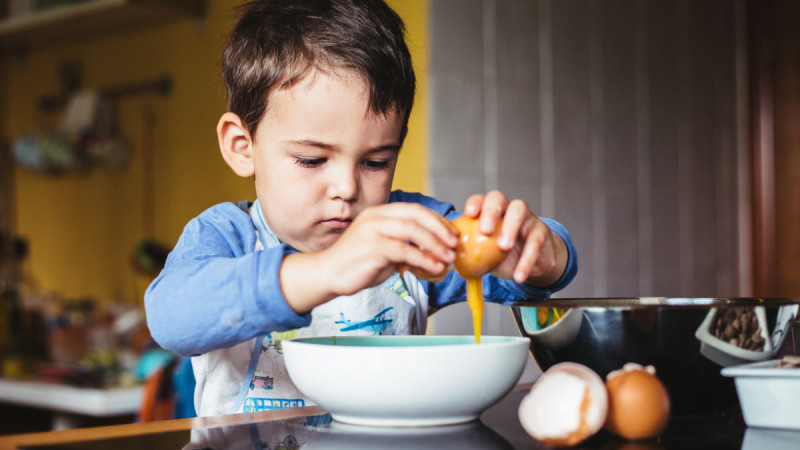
top-left (217, 112), bottom-right (255, 177)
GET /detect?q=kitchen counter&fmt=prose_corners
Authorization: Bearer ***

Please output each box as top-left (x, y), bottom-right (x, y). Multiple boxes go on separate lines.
top-left (0, 378), bottom-right (142, 417)
top-left (1, 382), bottom-right (793, 450)
top-left (0, 378), bottom-right (143, 431)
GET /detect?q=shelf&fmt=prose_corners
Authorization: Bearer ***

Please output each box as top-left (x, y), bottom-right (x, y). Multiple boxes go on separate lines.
top-left (0, 0), bottom-right (204, 52)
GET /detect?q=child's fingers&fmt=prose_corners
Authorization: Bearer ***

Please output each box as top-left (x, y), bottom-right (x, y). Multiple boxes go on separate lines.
top-left (384, 238), bottom-right (449, 276)
top-left (463, 194), bottom-right (485, 218)
top-left (373, 204), bottom-right (456, 262)
top-left (393, 222), bottom-right (455, 265)
top-left (479, 190), bottom-right (509, 234)
top-left (498, 199), bottom-right (529, 250)
top-left (381, 203), bottom-right (458, 248)
top-left (514, 219), bottom-right (556, 283)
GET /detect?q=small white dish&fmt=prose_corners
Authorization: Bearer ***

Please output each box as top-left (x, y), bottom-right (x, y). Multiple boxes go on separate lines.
top-left (721, 359), bottom-right (800, 430)
top-left (695, 307), bottom-right (774, 367)
top-left (282, 335), bottom-right (530, 427)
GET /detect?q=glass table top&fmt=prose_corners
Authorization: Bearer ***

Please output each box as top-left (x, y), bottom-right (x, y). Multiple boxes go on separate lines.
top-left (12, 386), bottom-right (796, 450)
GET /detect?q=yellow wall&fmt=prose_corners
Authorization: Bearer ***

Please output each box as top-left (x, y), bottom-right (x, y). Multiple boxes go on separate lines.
top-left (1, 0), bottom-right (428, 303)
top-left (386, 0), bottom-right (428, 194)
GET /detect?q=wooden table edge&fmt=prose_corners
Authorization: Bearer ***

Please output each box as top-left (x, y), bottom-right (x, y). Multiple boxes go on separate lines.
top-left (0, 405), bottom-right (327, 448)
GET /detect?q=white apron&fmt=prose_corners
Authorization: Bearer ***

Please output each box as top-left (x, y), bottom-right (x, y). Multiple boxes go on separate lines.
top-left (189, 201), bottom-right (430, 418)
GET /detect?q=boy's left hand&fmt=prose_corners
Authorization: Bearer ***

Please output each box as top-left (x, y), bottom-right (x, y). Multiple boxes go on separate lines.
top-left (463, 190), bottom-right (568, 288)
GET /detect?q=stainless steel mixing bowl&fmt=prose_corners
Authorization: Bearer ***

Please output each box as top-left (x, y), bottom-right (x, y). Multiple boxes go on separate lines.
top-left (509, 297), bottom-right (800, 413)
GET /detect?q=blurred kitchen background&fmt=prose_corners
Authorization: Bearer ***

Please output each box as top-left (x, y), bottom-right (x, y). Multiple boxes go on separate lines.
top-left (0, 0), bottom-right (799, 434)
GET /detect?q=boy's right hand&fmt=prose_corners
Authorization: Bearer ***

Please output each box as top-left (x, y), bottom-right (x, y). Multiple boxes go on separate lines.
top-left (279, 203), bottom-right (458, 314)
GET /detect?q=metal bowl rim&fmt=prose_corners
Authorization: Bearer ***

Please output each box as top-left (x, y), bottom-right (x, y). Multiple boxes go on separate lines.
top-left (508, 297), bottom-right (800, 309)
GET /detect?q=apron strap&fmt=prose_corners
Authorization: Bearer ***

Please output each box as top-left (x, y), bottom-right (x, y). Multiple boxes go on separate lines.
top-left (229, 335), bottom-right (266, 414)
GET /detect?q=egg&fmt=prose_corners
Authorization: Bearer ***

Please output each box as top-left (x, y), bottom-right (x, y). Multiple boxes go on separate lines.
top-left (604, 363), bottom-right (671, 440)
top-left (401, 215), bottom-right (508, 281)
top-left (451, 215), bottom-right (509, 278)
top-left (519, 362), bottom-right (608, 446)
top-left (400, 215), bottom-right (509, 344)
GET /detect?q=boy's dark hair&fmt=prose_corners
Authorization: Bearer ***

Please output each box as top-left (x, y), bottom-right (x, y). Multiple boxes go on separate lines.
top-left (222, 0), bottom-right (416, 139)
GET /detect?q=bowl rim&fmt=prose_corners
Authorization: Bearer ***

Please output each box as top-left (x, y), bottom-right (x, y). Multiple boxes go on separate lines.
top-left (508, 297), bottom-right (800, 309)
top-left (281, 335), bottom-right (530, 349)
top-left (721, 358), bottom-right (800, 377)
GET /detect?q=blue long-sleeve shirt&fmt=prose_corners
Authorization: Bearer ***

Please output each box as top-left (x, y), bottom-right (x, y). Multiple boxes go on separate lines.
top-left (145, 191), bottom-right (578, 357)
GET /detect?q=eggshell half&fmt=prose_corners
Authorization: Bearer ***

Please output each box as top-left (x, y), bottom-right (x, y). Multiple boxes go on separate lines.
top-left (451, 216), bottom-right (508, 278)
top-left (519, 362), bottom-right (608, 446)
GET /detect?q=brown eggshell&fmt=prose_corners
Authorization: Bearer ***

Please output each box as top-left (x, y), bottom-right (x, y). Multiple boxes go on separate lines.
top-left (604, 366), bottom-right (671, 440)
top-left (518, 362), bottom-right (608, 447)
top-left (451, 216), bottom-right (509, 278)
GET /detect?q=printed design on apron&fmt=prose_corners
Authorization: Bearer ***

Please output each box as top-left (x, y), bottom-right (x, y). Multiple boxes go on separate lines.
top-left (241, 289), bottom-right (414, 413)
top-left (235, 201), bottom-right (420, 414)
top-left (249, 329), bottom-right (297, 391)
top-left (335, 306), bottom-right (394, 333)
top-left (244, 330), bottom-right (304, 413)
top-left (386, 273), bottom-right (413, 303)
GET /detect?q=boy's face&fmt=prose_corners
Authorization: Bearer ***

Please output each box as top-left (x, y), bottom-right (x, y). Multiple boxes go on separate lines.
top-left (252, 69), bottom-right (404, 253)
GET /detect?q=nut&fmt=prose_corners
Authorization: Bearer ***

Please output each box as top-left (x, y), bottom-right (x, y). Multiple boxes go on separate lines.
top-left (711, 307), bottom-right (765, 352)
top-left (776, 355), bottom-right (800, 368)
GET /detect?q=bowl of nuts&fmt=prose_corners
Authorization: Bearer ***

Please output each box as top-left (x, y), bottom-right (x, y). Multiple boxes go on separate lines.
top-left (510, 298), bottom-right (800, 414)
top-left (695, 307), bottom-right (774, 367)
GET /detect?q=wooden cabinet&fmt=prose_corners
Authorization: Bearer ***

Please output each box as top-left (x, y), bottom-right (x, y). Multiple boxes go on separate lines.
top-left (751, 0), bottom-right (800, 296)
top-left (0, 0), bottom-right (204, 52)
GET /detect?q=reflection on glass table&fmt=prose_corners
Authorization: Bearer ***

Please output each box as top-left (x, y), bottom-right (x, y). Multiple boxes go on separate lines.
top-left (1, 386), bottom-right (764, 450)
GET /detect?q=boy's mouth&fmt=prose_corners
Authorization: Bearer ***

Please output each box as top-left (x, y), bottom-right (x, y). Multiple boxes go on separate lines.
top-left (322, 218), bottom-right (352, 229)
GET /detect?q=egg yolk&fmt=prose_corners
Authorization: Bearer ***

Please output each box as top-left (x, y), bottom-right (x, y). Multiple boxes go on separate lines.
top-left (451, 216), bottom-right (508, 344)
top-left (401, 215), bottom-right (508, 344)
top-left (466, 277), bottom-right (483, 344)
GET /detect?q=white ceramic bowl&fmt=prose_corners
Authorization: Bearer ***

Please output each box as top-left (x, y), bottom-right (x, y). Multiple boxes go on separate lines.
top-left (282, 335), bottom-right (530, 427)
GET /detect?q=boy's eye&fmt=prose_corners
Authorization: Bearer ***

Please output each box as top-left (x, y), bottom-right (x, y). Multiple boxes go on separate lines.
top-left (295, 157), bottom-right (326, 168)
top-left (363, 160), bottom-right (391, 170)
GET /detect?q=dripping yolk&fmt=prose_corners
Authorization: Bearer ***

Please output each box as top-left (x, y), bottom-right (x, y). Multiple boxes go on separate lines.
top-left (466, 277), bottom-right (483, 343)
top-left (451, 216), bottom-right (509, 343)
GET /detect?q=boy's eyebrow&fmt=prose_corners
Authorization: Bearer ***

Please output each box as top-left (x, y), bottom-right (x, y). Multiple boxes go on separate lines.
top-left (284, 139), bottom-right (336, 150)
top-left (283, 139), bottom-right (401, 153)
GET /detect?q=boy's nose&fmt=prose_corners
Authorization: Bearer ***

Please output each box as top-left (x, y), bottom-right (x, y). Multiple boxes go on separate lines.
top-left (328, 167), bottom-right (359, 202)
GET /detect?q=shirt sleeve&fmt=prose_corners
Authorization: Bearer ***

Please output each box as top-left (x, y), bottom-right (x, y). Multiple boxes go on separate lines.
top-left (144, 202), bottom-right (310, 357)
top-left (388, 191), bottom-right (579, 307)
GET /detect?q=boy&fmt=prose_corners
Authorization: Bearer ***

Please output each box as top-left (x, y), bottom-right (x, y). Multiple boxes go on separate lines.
top-left (145, 0), bottom-right (578, 418)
